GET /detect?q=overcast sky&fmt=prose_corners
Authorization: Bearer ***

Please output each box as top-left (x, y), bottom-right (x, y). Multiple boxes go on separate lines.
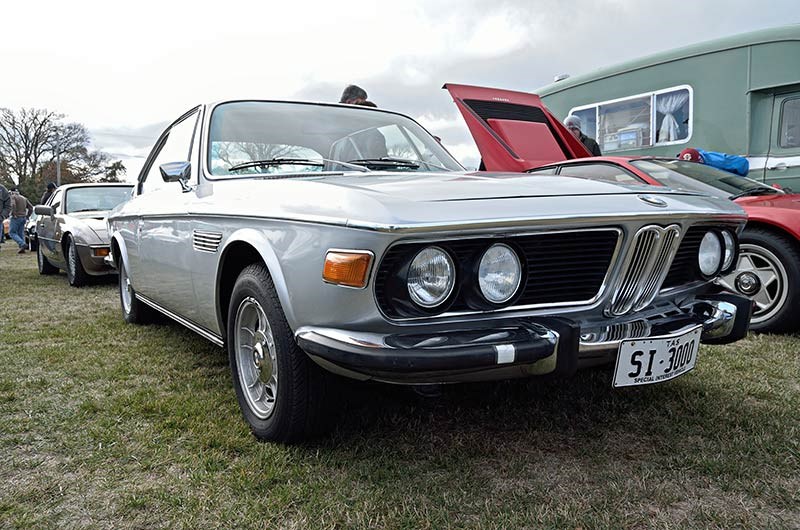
top-left (1, 0), bottom-right (797, 177)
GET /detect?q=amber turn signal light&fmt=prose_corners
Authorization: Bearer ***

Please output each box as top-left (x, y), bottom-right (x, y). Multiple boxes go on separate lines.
top-left (322, 251), bottom-right (372, 288)
top-left (92, 247), bottom-right (110, 257)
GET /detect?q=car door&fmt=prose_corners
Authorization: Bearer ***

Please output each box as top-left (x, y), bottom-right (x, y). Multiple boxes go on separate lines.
top-left (37, 189), bottom-right (64, 266)
top-left (134, 108), bottom-right (201, 317)
top-left (765, 92), bottom-right (800, 192)
top-left (444, 83), bottom-right (591, 172)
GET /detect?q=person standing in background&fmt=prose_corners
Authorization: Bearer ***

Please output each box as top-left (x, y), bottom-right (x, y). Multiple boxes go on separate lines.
top-left (40, 182), bottom-right (56, 205)
top-left (564, 115), bottom-right (602, 156)
top-left (339, 85), bottom-right (368, 105)
top-left (0, 183), bottom-right (10, 250)
top-left (8, 187), bottom-right (33, 254)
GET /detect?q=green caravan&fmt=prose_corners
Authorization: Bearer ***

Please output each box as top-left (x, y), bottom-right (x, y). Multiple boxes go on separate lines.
top-left (536, 25), bottom-right (800, 190)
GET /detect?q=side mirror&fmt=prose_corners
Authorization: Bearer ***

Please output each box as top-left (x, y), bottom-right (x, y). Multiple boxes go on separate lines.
top-left (34, 205), bottom-right (54, 216)
top-left (160, 161), bottom-right (191, 183)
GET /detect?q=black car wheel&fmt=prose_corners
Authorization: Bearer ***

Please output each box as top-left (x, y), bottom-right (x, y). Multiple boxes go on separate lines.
top-left (37, 243), bottom-right (58, 275)
top-left (719, 227), bottom-right (800, 332)
top-left (119, 258), bottom-right (155, 324)
top-left (227, 263), bottom-right (333, 443)
top-left (65, 237), bottom-right (89, 287)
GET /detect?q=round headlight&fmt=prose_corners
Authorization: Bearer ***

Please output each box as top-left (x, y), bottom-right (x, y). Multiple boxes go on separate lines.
top-left (478, 243), bottom-right (522, 304)
top-left (698, 231), bottom-right (723, 277)
top-left (407, 247), bottom-right (455, 308)
top-left (721, 230), bottom-right (735, 270)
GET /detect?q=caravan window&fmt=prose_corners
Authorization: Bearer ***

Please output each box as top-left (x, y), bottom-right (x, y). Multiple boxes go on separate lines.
top-left (568, 85), bottom-right (692, 153)
top-left (780, 98), bottom-right (800, 148)
top-left (655, 88), bottom-right (690, 144)
top-left (599, 96), bottom-right (651, 152)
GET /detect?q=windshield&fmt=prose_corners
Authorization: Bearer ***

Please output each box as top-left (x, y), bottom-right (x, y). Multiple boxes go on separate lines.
top-left (207, 101), bottom-right (463, 177)
top-left (64, 186), bottom-right (134, 214)
top-left (630, 159), bottom-right (780, 199)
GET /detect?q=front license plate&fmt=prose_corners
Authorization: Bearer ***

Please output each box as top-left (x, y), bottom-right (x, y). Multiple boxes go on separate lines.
top-left (612, 326), bottom-right (702, 387)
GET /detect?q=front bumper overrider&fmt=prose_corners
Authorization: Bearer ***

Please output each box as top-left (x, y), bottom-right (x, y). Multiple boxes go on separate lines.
top-left (296, 293), bottom-right (752, 384)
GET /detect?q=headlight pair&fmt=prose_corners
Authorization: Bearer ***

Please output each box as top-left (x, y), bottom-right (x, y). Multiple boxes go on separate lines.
top-left (698, 229), bottom-right (736, 278)
top-left (406, 243), bottom-right (523, 311)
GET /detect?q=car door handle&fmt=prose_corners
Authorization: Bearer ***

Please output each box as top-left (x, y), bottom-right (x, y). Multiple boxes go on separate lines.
top-left (767, 162), bottom-right (787, 170)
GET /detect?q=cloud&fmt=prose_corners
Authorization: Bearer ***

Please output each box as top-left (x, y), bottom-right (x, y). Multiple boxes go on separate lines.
top-left (6, 0), bottom-right (791, 175)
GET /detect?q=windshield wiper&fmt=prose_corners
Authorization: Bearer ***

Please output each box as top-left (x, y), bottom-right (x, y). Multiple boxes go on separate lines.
top-left (347, 157), bottom-right (421, 169)
top-left (728, 188), bottom-right (780, 200)
top-left (228, 157), bottom-right (370, 173)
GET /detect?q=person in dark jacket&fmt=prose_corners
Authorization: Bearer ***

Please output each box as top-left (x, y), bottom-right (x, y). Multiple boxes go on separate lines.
top-left (40, 181), bottom-right (56, 205)
top-left (0, 183), bottom-right (10, 247)
top-left (564, 115), bottom-right (602, 156)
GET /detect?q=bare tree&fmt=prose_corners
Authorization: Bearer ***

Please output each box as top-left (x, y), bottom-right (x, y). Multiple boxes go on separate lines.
top-left (0, 107), bottom-right (125, 198)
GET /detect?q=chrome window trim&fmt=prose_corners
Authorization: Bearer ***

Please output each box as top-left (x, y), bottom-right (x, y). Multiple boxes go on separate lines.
top-left (373, 227), bottom-right (624, 323)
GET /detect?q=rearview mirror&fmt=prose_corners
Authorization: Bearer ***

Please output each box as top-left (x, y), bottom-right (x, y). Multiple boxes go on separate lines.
top-left (34, 205), bottom-right (53, 216)
top-left (160, 161), bottom-right (191, 183)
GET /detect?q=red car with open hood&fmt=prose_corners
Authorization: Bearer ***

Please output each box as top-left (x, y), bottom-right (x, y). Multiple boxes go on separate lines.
top-left (447, 84), bottom-right (800, 332)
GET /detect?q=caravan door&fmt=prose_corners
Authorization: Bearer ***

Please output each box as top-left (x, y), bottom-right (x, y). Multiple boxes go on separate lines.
top-left (765, 92), bottom-right (800, 191)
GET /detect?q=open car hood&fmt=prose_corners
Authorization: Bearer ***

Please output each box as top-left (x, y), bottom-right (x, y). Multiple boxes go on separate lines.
top-left (444, 83), bottom-right (589, 172)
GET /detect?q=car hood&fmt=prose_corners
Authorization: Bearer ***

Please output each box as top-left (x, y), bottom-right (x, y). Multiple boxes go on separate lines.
top-left (70, 212), bottom-right (109, 240)
top-left (316, 171), bottom-right (657, 201)
top-left (444, 83), bottom-right (588, 172)
top-left (735, 193), bottom-right (800, 210)
top-left (191, 171), bottom-right (747, 233)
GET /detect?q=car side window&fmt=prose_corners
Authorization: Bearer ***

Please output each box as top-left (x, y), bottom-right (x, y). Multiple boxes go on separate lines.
top-left (141, 111), bottom-right (200, 194)
top-left (49, 189), bottom-right (63, 212)
top-left (558, 164), bottom-right (643, 185)
top-left (526, 167), bottom-right (559, 175)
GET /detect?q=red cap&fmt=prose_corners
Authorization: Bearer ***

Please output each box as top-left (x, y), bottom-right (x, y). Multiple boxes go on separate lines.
top-left (678, 148), bottom-right (703, 163)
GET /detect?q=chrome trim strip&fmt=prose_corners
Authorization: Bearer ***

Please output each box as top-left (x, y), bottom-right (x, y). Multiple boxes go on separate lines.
top-left (375, 227), bottom-right (624, 322)
top-left (112, 211), bottom-right (747, 233)
top-left (136, 294), bottom-right (224, 347)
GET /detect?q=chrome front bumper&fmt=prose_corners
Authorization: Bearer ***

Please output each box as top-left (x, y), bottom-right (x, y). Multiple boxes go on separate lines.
top-left (296, 293), bottom-right (752, 384)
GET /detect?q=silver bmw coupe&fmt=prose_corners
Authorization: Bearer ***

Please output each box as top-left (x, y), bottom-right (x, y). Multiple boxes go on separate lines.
top-left (107, 98), bottom-right (752, 442)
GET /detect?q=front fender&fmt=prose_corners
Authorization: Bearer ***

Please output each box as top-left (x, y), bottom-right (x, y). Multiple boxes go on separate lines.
top-left (110, 232), bottom-right (133, 285)
top-left (217, 227), bottom-right (295, 329)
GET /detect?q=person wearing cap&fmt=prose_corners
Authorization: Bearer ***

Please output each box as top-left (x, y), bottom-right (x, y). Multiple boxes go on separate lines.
top-left (339, 85), bottom-right (368, 105)
top-left (40, 181), bottom-right (56, 205)
top-left (564, 115), bottom-right (602, 156)
top-left (678, 148), bottom-right (749, 177)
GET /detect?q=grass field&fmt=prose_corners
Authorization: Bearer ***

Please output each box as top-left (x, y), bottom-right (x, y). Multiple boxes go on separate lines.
top-left (1, 243), bottom-right (799, 529)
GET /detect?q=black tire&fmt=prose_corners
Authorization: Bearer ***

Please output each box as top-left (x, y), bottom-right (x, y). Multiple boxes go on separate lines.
top-left (227, 263), bottom-right (333, 443)
top-left (65, 237), bottom-right (89, 287)
top-left (37, 243), bottom-right (58, 275)
top-left (738, 227), bottom-right (800, 333)
top-left (118, 258), bottom-right (156, 324)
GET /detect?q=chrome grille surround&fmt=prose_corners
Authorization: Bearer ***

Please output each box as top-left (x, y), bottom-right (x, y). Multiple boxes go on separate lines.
top-left (192, 230), bottom-right (223, 253)
top-left (607, 225), bottom-right (682, 316)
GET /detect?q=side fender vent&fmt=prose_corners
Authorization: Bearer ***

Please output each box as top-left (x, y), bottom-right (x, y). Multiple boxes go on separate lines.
top-left (193, 230), bottom-right (223, 253)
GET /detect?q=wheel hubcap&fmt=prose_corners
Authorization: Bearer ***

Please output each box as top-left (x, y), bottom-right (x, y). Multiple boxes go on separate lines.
top-left (235, 297), bottom-right (278, 419)
top-left (718, 243), bottom-right (789, 325)
top-left (120, 264), bottom-right (132, 313)
top-left (68, 243), bottom-right (76, 279)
